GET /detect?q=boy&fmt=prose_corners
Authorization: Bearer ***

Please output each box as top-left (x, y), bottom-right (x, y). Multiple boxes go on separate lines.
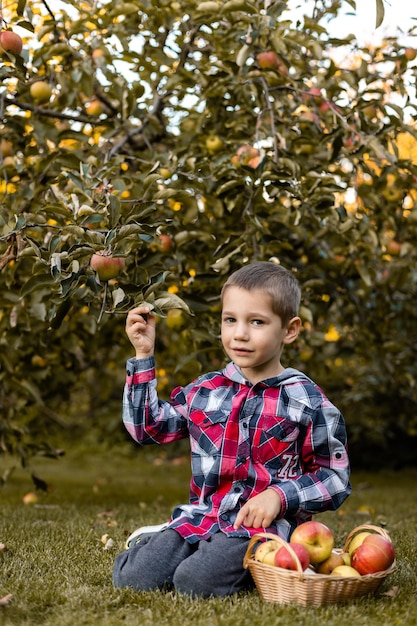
top-left (113, 261), bottom-right (351, 597)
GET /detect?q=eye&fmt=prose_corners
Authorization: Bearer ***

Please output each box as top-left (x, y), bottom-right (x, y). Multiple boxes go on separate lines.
top-left (223, 316), bottom-right (235, 324)
top-left (252, 319), bottom-right (264, 326)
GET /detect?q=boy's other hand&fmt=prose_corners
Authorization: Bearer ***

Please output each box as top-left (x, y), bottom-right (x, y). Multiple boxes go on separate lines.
top-left (233, 488), bottom-right (282, 530)
top-left (126, 306), bottom-right (156, 358)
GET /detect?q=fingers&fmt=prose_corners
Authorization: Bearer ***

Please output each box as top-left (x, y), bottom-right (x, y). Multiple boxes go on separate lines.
top-left (126, 306), bottom-right (155, 330)
top-left (234, 509), bottom-right (272, 530)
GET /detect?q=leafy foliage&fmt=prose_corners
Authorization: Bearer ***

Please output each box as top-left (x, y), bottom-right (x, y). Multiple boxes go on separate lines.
top-left (1, 0), bottom-right (417, 467)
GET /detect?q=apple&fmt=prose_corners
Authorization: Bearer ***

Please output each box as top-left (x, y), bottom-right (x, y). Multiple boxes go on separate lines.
top-left (0, 138), bottom-right (14, 157)
top-left (22, 492), bottom-right (38, 505)
top-left (405, 47), bottom-right (417, 61)
top-left (274, 543), bottom-right (310, 571)
top-left (165, 308), bottom-right (184, 330)
top-left (85, 98), bottom-right (104, 116)
top-left (90, 251), bottom-right (125, 281)
top-left (205, 135), bottom-right (223, 154)
top-left (158, 234), bottom-right (173, 252)
top-left (303, 87), bottom-right (324, 105)
top-left (256, 51), bottom-right (280, 70)
top-left (231, 144), bottom-right (260, 168)
top-left (290, 521), bottom-right (334, 565)
top-left (348, 531), bottom-right (371, 555)
top-left (30, 81), bottom-right (52, 104)
top-left (159, 167), bottom-right (172, 180)
top-left (254, 539), bottom-right (280, 564)
top-left (330, 565), bottom-right (361, 577)
top-left (351, 534), bottom-right (395, 575)
top-left (316, 550), bottom-right (345, 574)
top-left (0, 30), bottom-right (23, 56)
top-left (386, 240), bottom-right (402, 256)
top-left (256, 51), bottom-right (288, 77)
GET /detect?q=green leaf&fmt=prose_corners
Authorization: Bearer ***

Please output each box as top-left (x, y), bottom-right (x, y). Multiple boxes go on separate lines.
top-left (20, 275), bottom-right (57, 299)
top-left (375, 0), bottom-right (385, 28)
top-left (16, 0), bottom-right (27, 16)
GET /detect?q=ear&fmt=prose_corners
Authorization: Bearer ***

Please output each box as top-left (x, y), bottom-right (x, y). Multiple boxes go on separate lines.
top-left (282, 316), bottom-right (301, 345)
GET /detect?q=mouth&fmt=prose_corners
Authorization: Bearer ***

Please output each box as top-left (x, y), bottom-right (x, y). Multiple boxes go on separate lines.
top-left (232, 347), bottom-right (252, 356)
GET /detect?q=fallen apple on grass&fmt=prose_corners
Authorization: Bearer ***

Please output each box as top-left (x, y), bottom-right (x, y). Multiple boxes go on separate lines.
top-left (274, 543), bottom-right (310, 571)
top-left (290, 521), bottom-right (334, 566)
top-left (22, 492), bottom-right (39, 505)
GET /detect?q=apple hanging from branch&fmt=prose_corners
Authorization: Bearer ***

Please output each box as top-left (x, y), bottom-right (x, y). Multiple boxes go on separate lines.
top-left (0, 30), bottom-right (23, 55)
top-left (90, 251), bottom-right (125, 281)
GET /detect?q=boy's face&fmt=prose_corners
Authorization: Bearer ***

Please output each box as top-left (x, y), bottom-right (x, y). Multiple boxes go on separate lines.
top-left (221, 286), bottom-right (299, 384)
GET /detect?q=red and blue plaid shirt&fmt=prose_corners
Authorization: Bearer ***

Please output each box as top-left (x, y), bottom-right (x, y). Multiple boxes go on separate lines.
top-left (123, 357), bottom-right (351, 543)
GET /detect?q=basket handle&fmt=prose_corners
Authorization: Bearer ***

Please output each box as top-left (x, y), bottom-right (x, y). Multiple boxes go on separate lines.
top-left (343, 524), bottom-right (392, 553)
top-left (243, 532), bottom-right (306, 579)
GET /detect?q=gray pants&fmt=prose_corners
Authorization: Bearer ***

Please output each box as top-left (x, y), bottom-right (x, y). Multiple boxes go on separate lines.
top-left (112, 528), bottom-right (253, 598)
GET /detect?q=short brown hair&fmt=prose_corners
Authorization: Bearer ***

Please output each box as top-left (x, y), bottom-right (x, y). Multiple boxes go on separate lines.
top-left (221, 261), bottom-right (301, 326)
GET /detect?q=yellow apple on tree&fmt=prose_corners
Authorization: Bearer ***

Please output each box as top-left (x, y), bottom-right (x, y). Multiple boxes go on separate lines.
top-left (85, 98), bottom-right (104, 116)
top-left (165, 308), bottom-right (185, 330)
top-left (90, 251), bottom-right (125, 281)
top-left (30, 81), bottom-right (53, 104)
top-left (206, 135), bottom-right (223, 154)
top-left (290, 520), bottom-right (334, 566)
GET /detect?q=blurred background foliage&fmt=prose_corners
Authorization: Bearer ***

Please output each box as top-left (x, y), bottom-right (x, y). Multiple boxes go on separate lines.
top-left (1, 0), bottom-right (417, 474)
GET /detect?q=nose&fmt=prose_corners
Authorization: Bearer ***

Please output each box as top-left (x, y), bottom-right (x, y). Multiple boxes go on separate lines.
top-left (234, 322), bottom-right (249, 341)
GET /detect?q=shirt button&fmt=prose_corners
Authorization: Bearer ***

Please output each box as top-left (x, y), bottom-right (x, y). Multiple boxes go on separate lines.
top-left (220, 514), bottom-right (228, 521)
top-left (242, 422), bottom-right (248, 428)
top-left (234, 486), bottom-right (241, 492)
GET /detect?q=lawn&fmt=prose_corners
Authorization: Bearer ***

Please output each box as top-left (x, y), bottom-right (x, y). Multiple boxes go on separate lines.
top-left (1, 442), bottom-right (416, 626)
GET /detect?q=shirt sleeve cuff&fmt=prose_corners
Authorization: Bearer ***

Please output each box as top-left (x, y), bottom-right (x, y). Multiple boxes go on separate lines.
top-left (268, 484), bottom-right (289, 518)
top-left (126, 356), bottom-right (156, 384)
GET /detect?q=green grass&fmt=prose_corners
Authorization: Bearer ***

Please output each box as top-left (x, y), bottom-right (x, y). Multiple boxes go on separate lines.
top-left (1, 444), bottom-right (417, 626)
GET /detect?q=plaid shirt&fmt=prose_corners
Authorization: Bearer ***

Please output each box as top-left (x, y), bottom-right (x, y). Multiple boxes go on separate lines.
top-left (123, 357), bottom-right (351, 544)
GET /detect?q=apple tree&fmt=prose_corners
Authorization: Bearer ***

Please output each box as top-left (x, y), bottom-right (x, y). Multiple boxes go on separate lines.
top-left (1, 0), bottom-right (417, 471)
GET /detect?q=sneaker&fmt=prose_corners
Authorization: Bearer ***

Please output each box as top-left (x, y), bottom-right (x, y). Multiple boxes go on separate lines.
top-left (125, 522), bottom-right (170, 549)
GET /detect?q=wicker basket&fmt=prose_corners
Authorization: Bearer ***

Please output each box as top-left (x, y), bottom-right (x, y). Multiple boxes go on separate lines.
top-left (243, 524), bottom-right (396, 606)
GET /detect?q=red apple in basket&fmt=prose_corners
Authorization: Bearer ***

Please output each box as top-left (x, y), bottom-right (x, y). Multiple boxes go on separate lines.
top-left (274, 543), bottom-right (310, 571)
top-left (290, 521), bottom-right (334, 565)
top-left (351, 534), bottom-right (395, 575)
